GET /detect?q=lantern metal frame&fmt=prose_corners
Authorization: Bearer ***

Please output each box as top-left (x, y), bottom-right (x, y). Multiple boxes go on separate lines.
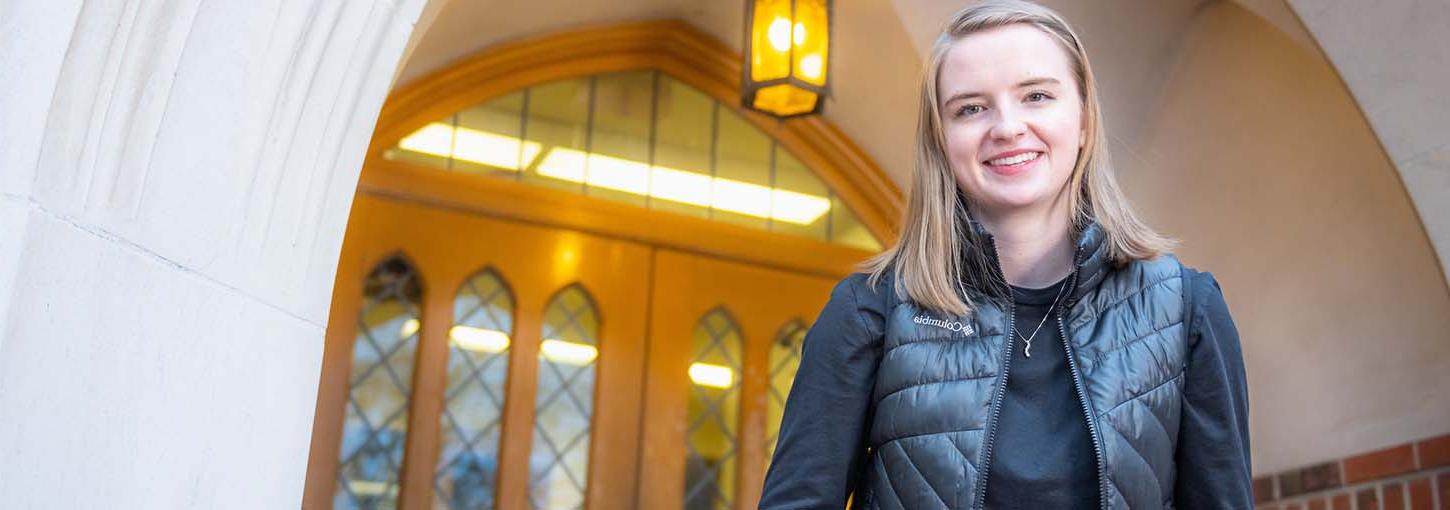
top-left (740, 0), bottom-right (835, 119)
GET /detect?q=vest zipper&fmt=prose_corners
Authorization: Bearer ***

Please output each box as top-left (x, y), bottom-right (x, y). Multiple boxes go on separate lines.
top-left (971, 240), bottom-right (1017, 509)
top-left (971, 298), bottom-right (1014, 509)
top-left (1058, 248), bottom-right (1109, 510)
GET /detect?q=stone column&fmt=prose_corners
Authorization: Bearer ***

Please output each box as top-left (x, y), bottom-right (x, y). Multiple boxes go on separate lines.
top-left (0, 0), bottom-right (431, 506)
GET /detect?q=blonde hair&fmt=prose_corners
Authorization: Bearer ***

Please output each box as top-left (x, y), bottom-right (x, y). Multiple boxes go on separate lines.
top-left (861, 0), bottom-right (1177, 317)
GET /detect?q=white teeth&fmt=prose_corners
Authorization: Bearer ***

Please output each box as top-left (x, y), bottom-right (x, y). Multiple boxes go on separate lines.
top-left (987, 151), bottom-right (1040, 166)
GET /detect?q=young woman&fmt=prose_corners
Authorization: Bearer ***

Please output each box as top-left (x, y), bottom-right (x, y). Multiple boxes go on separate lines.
top-left (758, 1), bottom-right (1251, 508)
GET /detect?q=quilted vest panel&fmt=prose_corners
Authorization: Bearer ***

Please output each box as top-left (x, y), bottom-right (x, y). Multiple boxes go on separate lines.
top-left (852, 252), bottom-right (1187, 510)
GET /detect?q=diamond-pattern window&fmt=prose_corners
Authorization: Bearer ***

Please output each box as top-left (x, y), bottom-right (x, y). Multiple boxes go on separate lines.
top-left (528, 285), bottom-right (600, 510)
top-left (335, 255), bottom-right (423, 510)
top-left (684, 308), bottom-right (743, 510)
top-left (434, 270), bottom-right (515, 509)
top-left (764, 320), bottom-right (806, 472)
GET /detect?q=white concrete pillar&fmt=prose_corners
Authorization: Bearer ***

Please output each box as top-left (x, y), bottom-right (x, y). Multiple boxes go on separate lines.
top-left (0, 0), bottom-right (430, 506)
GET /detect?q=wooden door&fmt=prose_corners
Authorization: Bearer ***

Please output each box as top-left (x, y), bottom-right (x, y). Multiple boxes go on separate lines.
top-left (307, 194), bottom-right (651, 510)
top-left (637, 248), bottom-right (837, 510)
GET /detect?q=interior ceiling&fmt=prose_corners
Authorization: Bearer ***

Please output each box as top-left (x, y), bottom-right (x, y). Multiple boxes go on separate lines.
top-left (394, 0), bottom-right (1316, 189)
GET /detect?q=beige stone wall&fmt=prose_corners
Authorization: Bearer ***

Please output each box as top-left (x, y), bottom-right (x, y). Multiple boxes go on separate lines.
top-left (1121, 2), bottom-right (1450, 474)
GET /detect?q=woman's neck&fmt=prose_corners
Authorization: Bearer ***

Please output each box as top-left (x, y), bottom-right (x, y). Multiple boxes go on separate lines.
top-left (975, 204), bottom-right (1076, 289)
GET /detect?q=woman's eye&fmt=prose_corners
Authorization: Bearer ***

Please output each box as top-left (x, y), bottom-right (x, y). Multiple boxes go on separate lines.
top-left (1027, 91), bottom-right (1052, 102)
top-left (957, 104), bottom-right (985, 117)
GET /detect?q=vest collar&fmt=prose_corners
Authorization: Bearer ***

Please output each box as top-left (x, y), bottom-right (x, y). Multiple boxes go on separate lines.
top-left (967, 217), bottom-right (1110, 307)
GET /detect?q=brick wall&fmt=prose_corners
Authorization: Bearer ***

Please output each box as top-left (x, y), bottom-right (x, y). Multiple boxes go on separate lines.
top-left (1254, 433), bottom-right (1450, 509)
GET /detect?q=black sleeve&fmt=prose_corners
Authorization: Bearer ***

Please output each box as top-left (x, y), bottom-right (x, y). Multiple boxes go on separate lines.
top-left (1175, 269), bottom-right (1254, 509)
top-left (758, 273), bottom-right (885, 509)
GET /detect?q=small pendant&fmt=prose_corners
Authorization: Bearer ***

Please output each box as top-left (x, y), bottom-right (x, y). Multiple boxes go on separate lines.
top-left (1024, 339), bottom-right (1033, 358)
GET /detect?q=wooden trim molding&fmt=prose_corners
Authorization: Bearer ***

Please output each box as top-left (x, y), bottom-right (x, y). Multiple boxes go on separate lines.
top-left (369, 19), bottom-right (903, 245)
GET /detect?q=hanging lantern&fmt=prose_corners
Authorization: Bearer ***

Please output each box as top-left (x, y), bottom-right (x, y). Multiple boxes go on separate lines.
top-left (742, 0), bottom-right (832, 118)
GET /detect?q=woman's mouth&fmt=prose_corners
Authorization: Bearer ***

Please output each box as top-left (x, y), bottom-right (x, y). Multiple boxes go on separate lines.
top-left (983, 151), bottom-right (1042, 177)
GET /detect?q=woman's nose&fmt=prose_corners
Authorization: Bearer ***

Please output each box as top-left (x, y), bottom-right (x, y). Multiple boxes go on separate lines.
top-left (988, 107), bottom-right (1027, 142)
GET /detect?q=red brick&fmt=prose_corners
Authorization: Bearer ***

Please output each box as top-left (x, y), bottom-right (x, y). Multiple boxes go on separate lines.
top-left (1409, 477), bottom-right (1433, 510)
top-left (1359, 487), bottom-right (1380, 510)
top-left (1417, 434), bottom-right (1450, 469)
top-left (1344, 444), bottom-right (1416, 483)
top-left (1308, 497), bottom-right (1327, 510)
top-left (1331, 493), bottom-right (1351, 510)
top-left (1438, 473), bottom-right (1450, 510)
top-left (1255, 475), bottom-right (1278, 502)
top-left (1284, 503), bottom-right (1302, 510)
top-left (1384, 482), bottom-right (1406, 510)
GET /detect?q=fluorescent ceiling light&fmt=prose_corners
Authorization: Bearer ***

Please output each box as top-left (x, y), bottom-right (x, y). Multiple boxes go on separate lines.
top-left (398, 122), bottom-right (542, 170)
top-left (396, 125), bottom-right (831, 225)
top-left (540, 339), bottom-right (599, 366)
top-left (689, 362), bottom-right (735, 389)
top-left (450, 325), bottom-right (510, 353)
top-left (348, 480), bottom-right (397, 497)
top-left (537, 147), bottom-right (831, 225)
top-left (399, 318), bottom-right (420, 339)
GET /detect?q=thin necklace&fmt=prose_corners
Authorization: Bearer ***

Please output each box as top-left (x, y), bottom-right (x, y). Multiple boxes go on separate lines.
top-left (1013, 277), bottom-right (1068, 358)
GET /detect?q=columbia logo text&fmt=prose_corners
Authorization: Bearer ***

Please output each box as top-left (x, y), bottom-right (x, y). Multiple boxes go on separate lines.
top-left (913, 314), bottom-right (974, 336)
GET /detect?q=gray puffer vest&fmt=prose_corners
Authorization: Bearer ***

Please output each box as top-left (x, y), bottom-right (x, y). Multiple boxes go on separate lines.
top-left (853, 219), bottom-right (1188, 510)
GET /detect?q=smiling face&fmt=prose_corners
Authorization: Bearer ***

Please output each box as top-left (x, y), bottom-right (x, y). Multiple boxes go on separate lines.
top-left (937, 23), bottom-right (1085, 220)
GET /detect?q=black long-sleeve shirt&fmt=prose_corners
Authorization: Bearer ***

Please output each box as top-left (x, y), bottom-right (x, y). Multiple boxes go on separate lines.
top-left (758, 266), bottom-right (1252, 509)
top-left (984, 274), bottom-right (1096, 509)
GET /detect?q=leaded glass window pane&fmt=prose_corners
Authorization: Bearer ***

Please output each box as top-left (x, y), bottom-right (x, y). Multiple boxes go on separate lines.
top-left (653, 76), bottom-right (714, 220)
top-left (712, 108), bottom-right (771, 231)
top-left (765, 320), bottom-right (806, 472)
top-left (528, 285), bottom-right (600, 510)
top-left (524, 78), bottom-right (591, 195)
top-left (384, 71), bottom-right (878, 250)
top-left (434, 270), bottom-right (514, 509)
top-left (335, 255), bottom-right (423, 510)
top-left (684, 308), bottom-right (743, 510)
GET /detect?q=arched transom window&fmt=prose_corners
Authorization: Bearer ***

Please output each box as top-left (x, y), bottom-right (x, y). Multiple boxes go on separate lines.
top-left (383, 70), bottom-right (880, 251)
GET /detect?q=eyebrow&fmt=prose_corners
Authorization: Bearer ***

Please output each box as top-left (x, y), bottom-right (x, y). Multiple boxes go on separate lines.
top-left (942, 77), bottom-right (1062, 107)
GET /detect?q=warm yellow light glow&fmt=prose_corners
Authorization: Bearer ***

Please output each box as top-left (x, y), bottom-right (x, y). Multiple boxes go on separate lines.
top-left (768, 18), bottom-right (791, 52)
top-left (536, 148), bottom-right (830, 224)
top-left (540, 339), bottom-right (599, 366)
top-left (771, 187), bottom-right (832, 224)
top-left (799, 53), bottom-right (823, 80)
top-left (400, 318), bottom-right (420, 339)
top-left (747, 0), bottom-right (830, 116)
top-left (450, 325), bottom-right (510, 353)
top-left (760, 19), bottom-right (810, 65)
top-left (752, 84), bottom-right (819, 117)
top-left (689, 362), bottom-right (735, 389)
top-left (397, 122), bottom-right (543, 170)
top-left (650, 165), bottom-right (713, 205)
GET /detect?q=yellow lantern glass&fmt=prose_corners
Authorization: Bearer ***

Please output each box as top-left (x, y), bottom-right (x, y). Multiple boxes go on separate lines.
top-left (743, 0), bottom-right (831, 118)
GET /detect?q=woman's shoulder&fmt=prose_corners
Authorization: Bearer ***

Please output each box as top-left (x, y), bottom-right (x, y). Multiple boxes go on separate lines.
top-left (1177, 263), bottom-right (1236, 344)
top-left (1178, 264), bottom-right (1227, 308)
top-left (838, 268), bottom-right (895, 298)
top-left (1119, 253), bottom-right (1221, 305)
top-left (828, 269), bottom-right (897, 322)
